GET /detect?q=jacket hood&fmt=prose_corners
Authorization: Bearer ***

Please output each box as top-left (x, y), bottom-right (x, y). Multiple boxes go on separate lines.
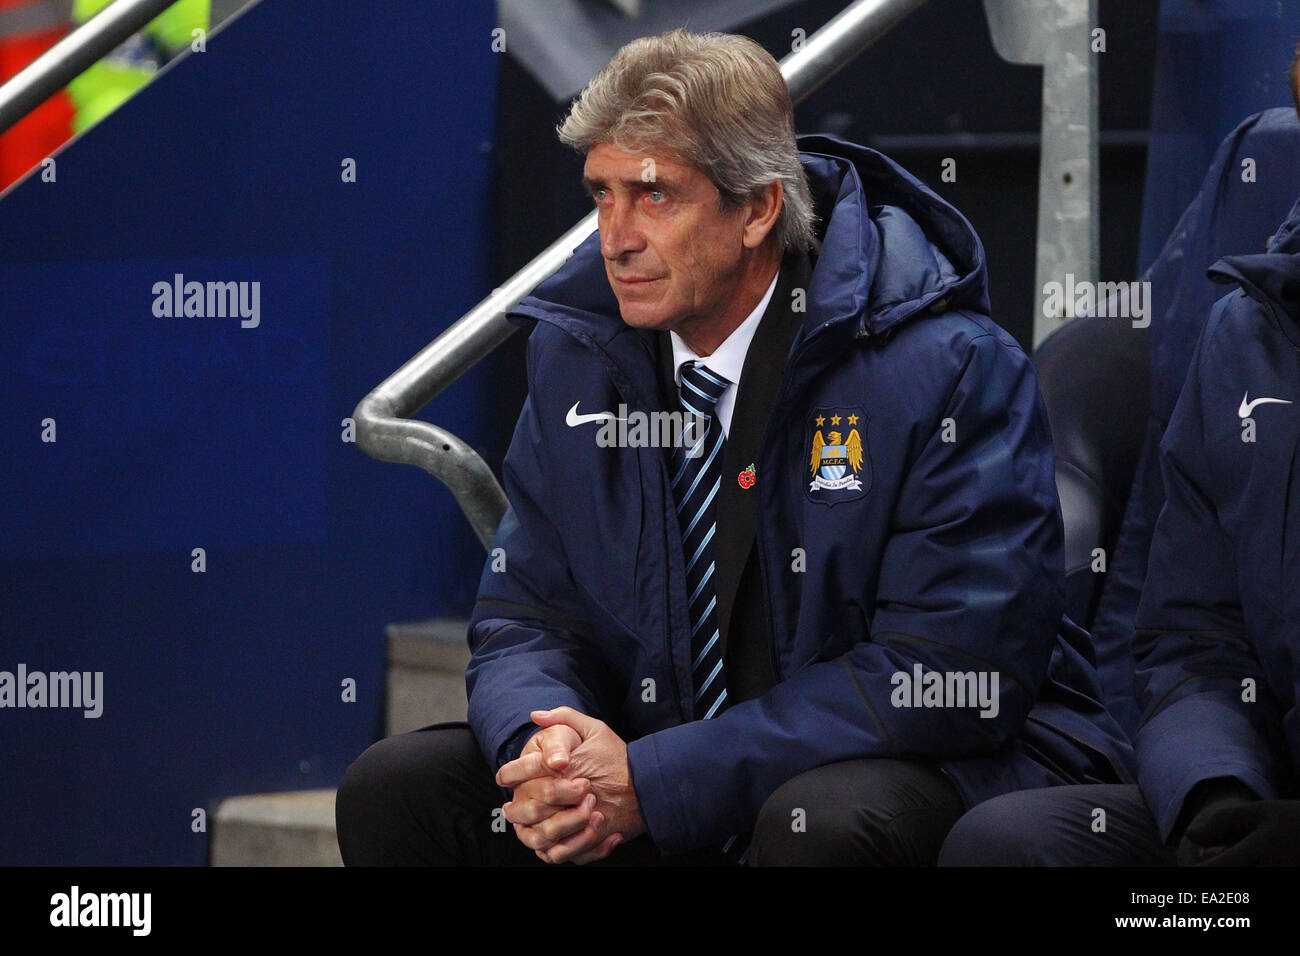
top-left (1208, 197), bottom-right (1300, 323)
top-left (509, 132), bottom-right (990, 345)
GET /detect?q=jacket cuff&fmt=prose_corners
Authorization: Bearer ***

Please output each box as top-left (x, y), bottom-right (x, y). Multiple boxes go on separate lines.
top-left (501, 723), bottom-right (538, 769)
top-left (627, 733), bottom-right (690, 855)
top-left (1170, 778), bottom-right (1259, 844)
top-left (1136, 697), bottom-right (1279, 842)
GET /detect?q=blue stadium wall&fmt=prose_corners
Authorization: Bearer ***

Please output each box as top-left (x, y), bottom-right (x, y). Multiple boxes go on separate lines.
top-left (0, 0), bottom-right (496, 864)
top-left (1140, 0), bottom-right (1300, 269)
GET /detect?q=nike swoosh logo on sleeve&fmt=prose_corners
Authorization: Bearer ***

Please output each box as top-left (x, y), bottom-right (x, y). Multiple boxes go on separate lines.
top-left (1238, 392), bottom-right (1293, 418)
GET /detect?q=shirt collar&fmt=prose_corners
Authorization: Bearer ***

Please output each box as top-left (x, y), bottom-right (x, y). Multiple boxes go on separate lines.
top-left (670, 268), bottom-right (780, 389)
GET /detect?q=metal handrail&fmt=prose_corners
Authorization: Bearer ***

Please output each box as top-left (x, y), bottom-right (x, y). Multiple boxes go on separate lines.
top-left (0, 0), bottom-right (180, 135)
top-left (354, 0), bottom-right (931, 550)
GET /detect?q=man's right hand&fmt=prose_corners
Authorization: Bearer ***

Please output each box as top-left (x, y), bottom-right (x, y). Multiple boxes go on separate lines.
top-left (498, 724), bottom-right (600, 849)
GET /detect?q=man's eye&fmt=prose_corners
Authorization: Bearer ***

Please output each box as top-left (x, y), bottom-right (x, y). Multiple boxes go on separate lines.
top-left (648, 189), bottom-right (666, 203)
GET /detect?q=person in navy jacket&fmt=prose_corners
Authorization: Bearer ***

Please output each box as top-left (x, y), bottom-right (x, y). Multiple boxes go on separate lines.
top-left (940, 55), bottom-right (1300, 865)
top-left (941, 194), bottom-right (1300, 866)
top-left (335, 28), bottom-right (1133, 866)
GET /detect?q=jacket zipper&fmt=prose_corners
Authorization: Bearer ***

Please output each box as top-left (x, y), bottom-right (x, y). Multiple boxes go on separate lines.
top-left (753, 488), bottom-right (782, 683)
top-left (756, 374), bottom-right (796, 685)
top-left (592, 346), bottom-right (687, 724)
top-left (754, 322), bottom-right (872, 684)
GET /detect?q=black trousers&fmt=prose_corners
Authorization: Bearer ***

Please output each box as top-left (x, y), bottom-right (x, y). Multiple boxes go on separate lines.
top-left (937, 784), bottom-right (1176, 865)
top-left (335, 723), bottom-right (966, 866)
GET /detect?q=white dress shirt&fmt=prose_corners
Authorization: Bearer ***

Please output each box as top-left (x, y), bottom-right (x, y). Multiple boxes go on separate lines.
top-left (669, 268), bottom-right (780, 435)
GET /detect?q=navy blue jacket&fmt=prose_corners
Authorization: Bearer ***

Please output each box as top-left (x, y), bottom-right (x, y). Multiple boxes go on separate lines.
top-left (467, 133), bottom-right (1133, 855)
top-left (1090, 108), bottom-right (1300, 738)
top-left (1133, 197), bottom-right (1300, 841)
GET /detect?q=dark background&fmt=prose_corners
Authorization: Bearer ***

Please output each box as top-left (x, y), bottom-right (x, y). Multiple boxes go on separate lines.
top-left (488, 0), bottom-right (1161, 459)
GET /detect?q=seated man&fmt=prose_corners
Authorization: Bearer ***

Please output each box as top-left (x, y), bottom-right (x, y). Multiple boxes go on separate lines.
top-left (939, 52), bottom-right (1300, 866)
top-left (335, 27), bottom-right (1133, 866)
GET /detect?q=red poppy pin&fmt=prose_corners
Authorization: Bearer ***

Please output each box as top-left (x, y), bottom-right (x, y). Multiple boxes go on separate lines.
top-left (738, 463), bottom-right (756, 489)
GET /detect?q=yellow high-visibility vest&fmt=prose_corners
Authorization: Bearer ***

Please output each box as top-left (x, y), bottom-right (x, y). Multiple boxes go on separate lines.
top-left (67, 0), bottom-right (209, 132)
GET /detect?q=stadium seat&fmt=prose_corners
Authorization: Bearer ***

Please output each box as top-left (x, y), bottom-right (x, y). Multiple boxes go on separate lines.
top-left (1041, 107), bottom-right (1300, 737)
top-left (1033, 308), bottom-right (1150, 632)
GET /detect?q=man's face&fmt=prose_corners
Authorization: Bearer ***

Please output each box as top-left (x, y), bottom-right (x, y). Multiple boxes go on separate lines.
top-left (582, 142), bottom-right (753, 335)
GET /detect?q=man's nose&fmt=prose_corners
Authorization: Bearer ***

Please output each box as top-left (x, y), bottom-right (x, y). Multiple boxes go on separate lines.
top-left (599, 198), bottom-right (644, 260)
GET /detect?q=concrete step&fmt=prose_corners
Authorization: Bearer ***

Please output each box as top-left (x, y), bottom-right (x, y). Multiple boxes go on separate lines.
top-left (385, 617), bottom-right (471, 735)
top-left (208, 618), bottom-right (471, 865)
top-left (210, 789), bottom-right (342, 866)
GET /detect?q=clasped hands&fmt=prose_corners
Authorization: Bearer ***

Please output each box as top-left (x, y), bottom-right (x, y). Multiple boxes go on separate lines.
top-left (496, 706), bottom-right (646, 864)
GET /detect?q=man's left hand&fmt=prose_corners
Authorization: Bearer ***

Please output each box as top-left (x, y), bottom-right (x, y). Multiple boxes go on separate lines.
top-left (497, 706), bottom-right (647, 864)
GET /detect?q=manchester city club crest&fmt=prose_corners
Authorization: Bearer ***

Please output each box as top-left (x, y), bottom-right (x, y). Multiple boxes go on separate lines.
top-left (806, 408), bottom-right (870, 503)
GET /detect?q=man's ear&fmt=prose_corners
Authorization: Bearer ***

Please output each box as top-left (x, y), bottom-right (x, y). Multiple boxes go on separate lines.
top-left (741, 180), bottom-right (784, 250)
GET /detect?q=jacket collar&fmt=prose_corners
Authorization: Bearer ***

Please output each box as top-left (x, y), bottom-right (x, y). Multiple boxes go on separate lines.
top-left (1208, 197), bottom-right (1300, 341)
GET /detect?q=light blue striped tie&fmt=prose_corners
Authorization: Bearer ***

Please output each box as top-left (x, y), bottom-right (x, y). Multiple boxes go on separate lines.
top-left (672, 361), bottom-right (732, 722)
top-left (673, 362), bottom-right (750, 864)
